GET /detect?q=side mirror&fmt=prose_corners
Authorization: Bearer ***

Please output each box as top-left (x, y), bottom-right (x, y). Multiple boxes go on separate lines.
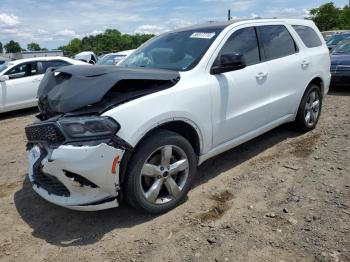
top-left (210, 53), bottom-right (246, 74)
top-left (0, 75), bottom-right (9, 82)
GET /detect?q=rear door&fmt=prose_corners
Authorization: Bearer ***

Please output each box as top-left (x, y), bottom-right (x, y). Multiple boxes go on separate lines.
top-left (3, 62), bottom-right (40, 109)
top-left (256, 24), bottom-right (305, 122)
top-left (210, 26), bottom-right (271, 146)
top-left (291, 24), bottom-right (329, 95)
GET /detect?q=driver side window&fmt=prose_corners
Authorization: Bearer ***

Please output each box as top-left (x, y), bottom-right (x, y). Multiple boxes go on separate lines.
top-left (5, 62), bottom-right (38, 80)
top-left (214, 27), bottom-right (260, 67)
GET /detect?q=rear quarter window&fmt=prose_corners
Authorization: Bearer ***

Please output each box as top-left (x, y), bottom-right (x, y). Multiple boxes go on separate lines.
top-left (292, 25), bottom-right (322, 48)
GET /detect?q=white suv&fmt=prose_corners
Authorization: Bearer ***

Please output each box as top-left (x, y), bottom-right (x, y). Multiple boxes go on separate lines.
top-left (25, 19), bottom-right (330, 213)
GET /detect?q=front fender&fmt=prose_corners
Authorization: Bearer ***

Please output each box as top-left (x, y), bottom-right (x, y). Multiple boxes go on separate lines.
top-left (109, 110), bottom-right (206, 153)
top-left (103, 95), bottom-right (212, 155)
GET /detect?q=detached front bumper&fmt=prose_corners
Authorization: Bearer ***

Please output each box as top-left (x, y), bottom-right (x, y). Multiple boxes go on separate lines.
top-left (27, 143), bottom-right (124, 211)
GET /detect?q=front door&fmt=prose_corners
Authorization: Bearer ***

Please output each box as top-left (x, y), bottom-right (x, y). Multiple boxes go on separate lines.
top-left (210, 26), bottom-right (271, 147)
top-left (3, 62), bottom-right (41, 109)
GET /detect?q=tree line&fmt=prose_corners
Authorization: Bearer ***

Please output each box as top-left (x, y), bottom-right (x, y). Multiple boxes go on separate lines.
top-left (0, 40), bottom-right (48, 53)
top-left (0, 29), bottom-right (153, 56)
top-left (57, 29), bottom-right (154, 57)
top-left (310, 2), bottom-right (350, 31)
top-left (0, 2), bottom-right (349, 55)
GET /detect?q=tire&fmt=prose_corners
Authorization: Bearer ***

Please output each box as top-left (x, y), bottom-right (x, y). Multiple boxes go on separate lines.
top-left (124, 130), bottom-right (197, 214)
top-left (292, 84), bottom-right (322, 132)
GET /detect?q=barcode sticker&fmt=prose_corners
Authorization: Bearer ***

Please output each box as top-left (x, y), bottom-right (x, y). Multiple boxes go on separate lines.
top-left (190, 32), bottom-right (216, 39)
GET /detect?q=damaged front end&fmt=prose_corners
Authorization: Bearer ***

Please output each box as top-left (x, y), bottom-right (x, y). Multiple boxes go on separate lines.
top-left (25, 116), bottom-right (129, 210)
top-left (25, 65), bottom-right (179, 210)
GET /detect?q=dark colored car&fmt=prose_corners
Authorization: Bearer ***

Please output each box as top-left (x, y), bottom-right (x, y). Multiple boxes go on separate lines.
top-left (327, 33), bottom-right (350, 51)
top-left (330, 39), bottom-right (350, 87)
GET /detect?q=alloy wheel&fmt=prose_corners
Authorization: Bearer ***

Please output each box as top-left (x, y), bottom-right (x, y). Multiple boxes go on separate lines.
top-left (304, 90), bottom-right (320, 127)
top-left (140, 145), bottom-right (189, 205)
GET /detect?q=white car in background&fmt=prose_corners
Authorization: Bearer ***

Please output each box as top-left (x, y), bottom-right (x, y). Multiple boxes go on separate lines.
top-left (97, 49), bottom-right (135, 65)
top-left (0, 57), bottom-right (87, 113)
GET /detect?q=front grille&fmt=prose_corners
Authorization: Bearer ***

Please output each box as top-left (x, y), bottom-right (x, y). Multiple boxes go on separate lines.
top-left (25, 123), bottom-right (65, 144)
top-left (32, 156), bottom-right (70, 197)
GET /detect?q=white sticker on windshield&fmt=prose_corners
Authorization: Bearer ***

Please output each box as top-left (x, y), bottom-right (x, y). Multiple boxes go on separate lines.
top-left (190, 32), bottom-right (216, 39)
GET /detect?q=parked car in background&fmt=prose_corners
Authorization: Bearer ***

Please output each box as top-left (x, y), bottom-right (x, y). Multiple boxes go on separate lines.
top-left (330, 39), bottom-right (350, 87)
top-left (326, 32), bottom-right (350, 51)
top-left (0, 57), bottom-right (87, 113)
top-left (322, 30), bottom-right (350, 41)
top-left (97, 50), bottom-right (135, 65)
top-left (74, 51), bottom-right (98, 64)
top-left (25, 19), bottom-right (330, 213)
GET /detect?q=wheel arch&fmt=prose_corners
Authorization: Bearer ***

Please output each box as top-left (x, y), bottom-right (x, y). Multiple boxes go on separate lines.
top-left (306, 76), bottom-right (324, 96)
top-left (119, 118), bottom-right (203, 184)
top-left (293, 76), bottom-right (324, 119)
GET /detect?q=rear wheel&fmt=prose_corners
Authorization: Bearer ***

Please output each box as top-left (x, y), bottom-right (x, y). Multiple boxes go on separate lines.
top-left (293, 84), bottom-right (322, 132)
top-left (124, 130), bottom-right (197, 214)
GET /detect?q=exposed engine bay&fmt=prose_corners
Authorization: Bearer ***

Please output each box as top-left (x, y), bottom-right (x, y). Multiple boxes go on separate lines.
top-left (37, 65), bottom-right (180, 119)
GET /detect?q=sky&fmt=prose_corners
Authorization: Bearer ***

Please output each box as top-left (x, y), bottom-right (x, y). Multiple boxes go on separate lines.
top-left (0, 0), bottom-right (348, 50)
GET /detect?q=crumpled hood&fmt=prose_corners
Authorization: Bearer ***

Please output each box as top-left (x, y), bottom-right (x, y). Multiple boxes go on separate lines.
top-left (37, 65), bottom-right (180, 115)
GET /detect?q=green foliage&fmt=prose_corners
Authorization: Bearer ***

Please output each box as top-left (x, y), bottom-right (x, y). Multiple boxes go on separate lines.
top-left (27, 42), bottom-right (41, 51)
top-left (4, 40), bottom-right (22, 53)
top-left (340, 5), bottom-right (350, 30)
top-left (310, 2), bottom-right (350, 31)
top-left (0, 42), bottom-right (3, 53)
top-left (58, 29), bottom-right (154, 56)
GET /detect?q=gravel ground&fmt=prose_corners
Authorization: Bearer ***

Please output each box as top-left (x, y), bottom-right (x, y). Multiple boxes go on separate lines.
top-left (0, 88), bottom-right (349, 262)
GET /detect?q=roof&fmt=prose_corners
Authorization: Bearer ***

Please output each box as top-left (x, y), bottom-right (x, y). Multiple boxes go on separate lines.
top-left (2, 56), bottom-right (86, 65)
top-left (171, 18), bottom-right (315, 33)
top-left (22, 50), bottom-right (63, 54)
top-left (170, 20), bottom-right (242, 33)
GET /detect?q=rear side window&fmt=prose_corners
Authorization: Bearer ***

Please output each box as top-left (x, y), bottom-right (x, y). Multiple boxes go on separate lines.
top-left (258, 25), bottom-right (298, 60)
top-left (292, 25), bottom-right (322, 48)
top-left (215, 27), bottom-right (260, 66)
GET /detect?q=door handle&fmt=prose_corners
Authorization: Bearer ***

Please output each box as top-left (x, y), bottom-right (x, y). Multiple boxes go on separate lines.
top-left (256, 72), bottom-right (268, 79)
top-left (301, 60), bottom-right (310, 68)
top-left (32, 78), bottom-right (41, 83)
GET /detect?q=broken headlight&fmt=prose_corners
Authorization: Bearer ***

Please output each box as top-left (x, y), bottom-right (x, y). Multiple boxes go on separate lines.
top-left (58, 116), bottom-right (120, 140)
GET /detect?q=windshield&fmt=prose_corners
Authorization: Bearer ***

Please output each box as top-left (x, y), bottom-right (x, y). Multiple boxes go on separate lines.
top-left (332, 40), bottom-right (350, 54)
top-left (97, 54), bottom-right (125, 65)
top-left (0, 63), bottom-right (10, 73)
top-left (121, 28), bottom-right (222, 71)
top-left (327, 34), bottom-right (350, 46)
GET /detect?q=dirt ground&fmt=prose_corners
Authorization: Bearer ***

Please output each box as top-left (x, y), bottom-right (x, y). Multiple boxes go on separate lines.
top-left (0, 88), bottom-right (349, 262)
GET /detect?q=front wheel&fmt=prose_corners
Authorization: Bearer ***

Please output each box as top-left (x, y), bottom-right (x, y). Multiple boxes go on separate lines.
top-left (292, 84), bottom-right (322, 132)
top-left (124, 130), bottom-right (197, 214)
